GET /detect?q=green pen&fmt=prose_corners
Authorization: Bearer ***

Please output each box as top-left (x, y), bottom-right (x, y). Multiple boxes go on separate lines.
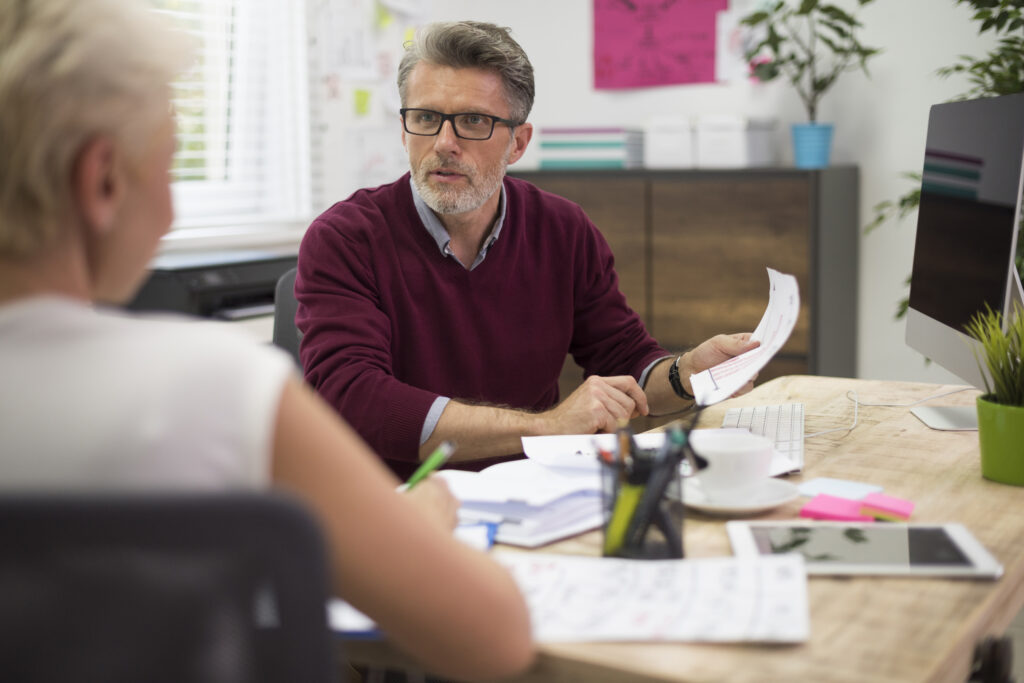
top-left (405, 441), bottom-right (456, 489)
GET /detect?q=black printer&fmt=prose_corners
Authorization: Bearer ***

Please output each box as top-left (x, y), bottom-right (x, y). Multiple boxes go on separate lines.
top-left (126, 250), bottom-right (297, 320)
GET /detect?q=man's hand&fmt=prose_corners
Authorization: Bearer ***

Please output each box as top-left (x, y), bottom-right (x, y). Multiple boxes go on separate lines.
top-left (402, 476), bottom-right (459, 532)
top-left (682, 333), bottom-right (761, 398)
top-left (540, 375), bottom-right (649, 434)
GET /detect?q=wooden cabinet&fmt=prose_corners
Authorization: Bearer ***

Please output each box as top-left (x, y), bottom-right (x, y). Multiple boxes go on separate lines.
top-left (516, 175), bottom-right (649, 321)
top-left (510, 167), bottom-right (859, 413)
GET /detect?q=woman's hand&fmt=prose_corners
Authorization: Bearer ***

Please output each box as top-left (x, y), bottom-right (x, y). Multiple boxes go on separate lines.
top-left (402, 476), bottom-right (460, 531)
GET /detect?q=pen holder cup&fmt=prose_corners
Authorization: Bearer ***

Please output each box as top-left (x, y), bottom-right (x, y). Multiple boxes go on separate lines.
top-left (600, 450), bottom-right (685, 560)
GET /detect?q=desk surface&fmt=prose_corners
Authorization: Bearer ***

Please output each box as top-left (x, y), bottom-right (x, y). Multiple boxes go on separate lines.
top-left (347, 376), bottom-right (1024, 683)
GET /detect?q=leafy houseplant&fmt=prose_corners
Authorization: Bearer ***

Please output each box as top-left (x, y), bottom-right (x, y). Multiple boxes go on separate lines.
top-left (965, 303), bottom-right (1024, 485)
top-left (741, 0), bottom-right (881, 168)
top-left (867, 0), bottom-right (1024, 319)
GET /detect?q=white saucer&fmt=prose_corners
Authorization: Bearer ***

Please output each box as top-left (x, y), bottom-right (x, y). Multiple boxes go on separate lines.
top-left (682, 478), bottom-right (800, 517)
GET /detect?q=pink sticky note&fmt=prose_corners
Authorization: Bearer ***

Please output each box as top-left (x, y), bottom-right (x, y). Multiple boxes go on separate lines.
top-left (859, 492), bottom-right (915, 521)
top-left (800, 494), bottom-right (874, 522)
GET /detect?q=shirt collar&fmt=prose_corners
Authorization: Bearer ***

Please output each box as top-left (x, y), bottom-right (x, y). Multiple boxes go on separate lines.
top-left (409, 176), bottom-right (506, 270)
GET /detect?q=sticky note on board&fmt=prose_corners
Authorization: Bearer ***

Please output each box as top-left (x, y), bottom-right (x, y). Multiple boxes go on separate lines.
top-left (354, 89), bottom-right (372, 117)
top-left (799, 494), bottom-right (874, 522)
top-left (798, 477), bottom-right (883, 500)
top-left (859, 493), bottom-right (914, 521)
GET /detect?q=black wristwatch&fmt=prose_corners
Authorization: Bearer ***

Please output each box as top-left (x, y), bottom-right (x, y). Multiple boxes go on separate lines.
top-left (668, 355), bottom-right (695, 401)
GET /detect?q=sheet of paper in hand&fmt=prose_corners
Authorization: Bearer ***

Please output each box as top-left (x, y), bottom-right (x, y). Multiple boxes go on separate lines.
top-left (689, 268), bottom-right (800, 406)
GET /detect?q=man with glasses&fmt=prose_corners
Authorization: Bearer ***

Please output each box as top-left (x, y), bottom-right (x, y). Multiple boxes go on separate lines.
top-left (296, 20), bottom-right (757, 478)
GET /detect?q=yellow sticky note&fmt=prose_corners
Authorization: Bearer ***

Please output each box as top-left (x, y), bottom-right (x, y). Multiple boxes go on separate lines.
top-left (376, 5), bottom-right (393, 30)
top-left (354, 89), bottom-right (371, 117)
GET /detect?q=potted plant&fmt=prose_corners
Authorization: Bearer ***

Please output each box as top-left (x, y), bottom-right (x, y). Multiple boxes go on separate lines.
top-left (740, 0), bottom-right (881, 168)
top-left (866, 0), bottom-right (1024, 323)
top-left (965, 303), bottom-right (1024, 486)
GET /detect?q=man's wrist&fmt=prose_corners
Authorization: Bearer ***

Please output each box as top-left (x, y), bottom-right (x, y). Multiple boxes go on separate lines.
top-left (526, 408), bottom-right (556, 437)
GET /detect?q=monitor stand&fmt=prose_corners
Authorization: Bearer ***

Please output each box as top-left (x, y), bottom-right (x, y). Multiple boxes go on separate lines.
top-left (1013, 264), bottom-right (1024, 312)
top-left (912, 269), bottom-right (1023, 432)
top-left (911, 405), bottom-right (978, 431)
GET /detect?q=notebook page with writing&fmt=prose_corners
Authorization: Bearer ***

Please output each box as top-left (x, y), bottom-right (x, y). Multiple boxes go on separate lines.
top-left (330, 553), bottom-right (809, 643)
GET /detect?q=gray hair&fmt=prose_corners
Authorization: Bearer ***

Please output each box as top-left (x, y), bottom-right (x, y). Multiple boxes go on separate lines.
top-left (397, 21), bottom-right (535, 125)
top-left (0, 0), bottom-right (192, 257)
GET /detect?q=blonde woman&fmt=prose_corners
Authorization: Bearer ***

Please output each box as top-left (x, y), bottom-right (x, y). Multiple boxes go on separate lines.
top-left (0, 1), bottom-right (533, 679)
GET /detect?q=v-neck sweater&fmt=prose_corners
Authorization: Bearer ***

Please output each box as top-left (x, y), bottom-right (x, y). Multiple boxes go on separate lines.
top-left (296, 173), bottom-right (667, 477)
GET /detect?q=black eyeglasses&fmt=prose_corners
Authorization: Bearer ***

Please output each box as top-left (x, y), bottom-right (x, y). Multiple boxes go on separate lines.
top-left (400, 108), bottom-right (519, 141)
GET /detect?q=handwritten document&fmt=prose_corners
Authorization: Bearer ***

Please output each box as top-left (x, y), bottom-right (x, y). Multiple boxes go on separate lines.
top-left (495, 552), bottom-right (808, 643)
top-left (690, 268), bottom-right (800, 406)
top-left (331, 552), bottom-right (809, 643)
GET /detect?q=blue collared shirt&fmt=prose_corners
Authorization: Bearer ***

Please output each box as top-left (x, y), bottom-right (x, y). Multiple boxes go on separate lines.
top-left (409, 176), bottom-right (506, 270)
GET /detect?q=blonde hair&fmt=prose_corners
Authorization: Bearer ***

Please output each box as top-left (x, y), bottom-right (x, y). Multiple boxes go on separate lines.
top-left (0, 0), bottom-right (192, 257)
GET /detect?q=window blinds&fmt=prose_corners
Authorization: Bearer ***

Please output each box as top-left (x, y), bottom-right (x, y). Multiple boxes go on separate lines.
top-left (152, 0), bottom-right (311, 232)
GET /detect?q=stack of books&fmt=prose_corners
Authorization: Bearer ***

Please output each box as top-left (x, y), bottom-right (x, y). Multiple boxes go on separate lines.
top-left (537, 127), bottom-right (644, 170)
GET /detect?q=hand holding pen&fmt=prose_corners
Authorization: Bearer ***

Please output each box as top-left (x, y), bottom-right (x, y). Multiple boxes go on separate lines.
top-left (402, 441), bottom-right (459, 530)
top-left (406, 441), bottom-right (457, 489)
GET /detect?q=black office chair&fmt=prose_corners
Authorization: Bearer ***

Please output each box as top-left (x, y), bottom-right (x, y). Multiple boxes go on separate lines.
top-left (272, 267), bottom-right (302, 366)
top-left (0, 492), bottom-right (337, 683)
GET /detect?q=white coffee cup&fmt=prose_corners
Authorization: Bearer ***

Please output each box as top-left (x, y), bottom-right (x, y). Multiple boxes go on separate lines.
top-left (688, 431), bottom-right (773, 504)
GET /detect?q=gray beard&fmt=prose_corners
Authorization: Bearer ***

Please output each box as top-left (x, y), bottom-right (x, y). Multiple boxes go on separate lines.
top-left (411, 154), bottom-right (510, 215)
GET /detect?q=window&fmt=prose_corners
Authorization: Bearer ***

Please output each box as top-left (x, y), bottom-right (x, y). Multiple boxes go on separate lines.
top-left (151, 0), bottom-right (311, 242)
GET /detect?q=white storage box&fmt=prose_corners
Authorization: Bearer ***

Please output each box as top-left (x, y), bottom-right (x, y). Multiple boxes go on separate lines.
top-left (695, 115), bottom-right (777, 168)
top-left (643, 116), bottom-right (695, 169)
top-left (537, 127), bottom-right (643, 170)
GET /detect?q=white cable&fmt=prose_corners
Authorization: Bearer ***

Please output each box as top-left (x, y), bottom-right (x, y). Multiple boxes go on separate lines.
top-left (804, 386), bottom-right (973, 439)
top-left (804, 390), bottom-right (859, 438)
top-left (848, 386), bottom-right (973, 408)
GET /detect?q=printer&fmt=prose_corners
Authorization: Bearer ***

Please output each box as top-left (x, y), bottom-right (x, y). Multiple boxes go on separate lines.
top-left (126, 250), bottom-right (298, 320)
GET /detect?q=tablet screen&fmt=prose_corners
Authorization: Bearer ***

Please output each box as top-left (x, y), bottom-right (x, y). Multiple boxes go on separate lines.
top-left (749, 525), bottom-right (971, 567)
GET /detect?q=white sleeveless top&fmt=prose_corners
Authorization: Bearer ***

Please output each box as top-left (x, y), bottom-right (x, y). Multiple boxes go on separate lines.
top-left (0, 297), bottom-right (294, 491)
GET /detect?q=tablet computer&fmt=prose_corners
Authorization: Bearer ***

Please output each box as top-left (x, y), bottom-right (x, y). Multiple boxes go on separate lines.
top-left (726, 521), bottom-right (1003, 578)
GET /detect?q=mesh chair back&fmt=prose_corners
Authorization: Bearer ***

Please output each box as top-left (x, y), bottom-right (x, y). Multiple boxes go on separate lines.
top-left (272, 267), bottom-right (301, 366)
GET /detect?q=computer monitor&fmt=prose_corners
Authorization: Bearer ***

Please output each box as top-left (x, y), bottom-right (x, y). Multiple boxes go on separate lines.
top-left (906, 92), bottom-right (1024, 430)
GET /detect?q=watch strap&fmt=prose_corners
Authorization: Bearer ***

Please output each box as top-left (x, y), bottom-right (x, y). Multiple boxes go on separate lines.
top-left (668, 355), bottom-right (695, 401)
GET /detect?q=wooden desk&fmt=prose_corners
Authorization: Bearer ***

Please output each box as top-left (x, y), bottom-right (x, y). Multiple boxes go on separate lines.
top-left (346, 376), bottom-right (1024, 682)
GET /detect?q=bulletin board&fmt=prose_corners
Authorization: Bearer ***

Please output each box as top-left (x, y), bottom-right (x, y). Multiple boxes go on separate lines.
top-left (308, 0), bottom-right (428, 209)
top-left (592, 0), bottom-right (728, 89)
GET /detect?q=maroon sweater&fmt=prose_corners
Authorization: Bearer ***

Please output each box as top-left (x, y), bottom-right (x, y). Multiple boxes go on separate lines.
top-left (296, 173), bottom-right (667, 477)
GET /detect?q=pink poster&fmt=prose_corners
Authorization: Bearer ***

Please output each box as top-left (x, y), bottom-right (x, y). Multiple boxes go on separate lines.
top-left (593, 0), bottom-right (728, 89)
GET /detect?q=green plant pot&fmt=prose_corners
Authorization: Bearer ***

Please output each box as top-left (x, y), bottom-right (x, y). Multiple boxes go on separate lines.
top-left (977, 395), bottom-right (1024, 486)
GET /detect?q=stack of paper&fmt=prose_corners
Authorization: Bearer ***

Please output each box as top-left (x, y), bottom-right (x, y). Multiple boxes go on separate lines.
top-left (437, 459), bottom-right (604, 548)
top-left (537, 127), bottom-right (643, 170)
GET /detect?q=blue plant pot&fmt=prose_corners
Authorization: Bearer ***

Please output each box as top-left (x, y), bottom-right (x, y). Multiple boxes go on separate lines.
top-left (791, 123), bottom-right (834, 169)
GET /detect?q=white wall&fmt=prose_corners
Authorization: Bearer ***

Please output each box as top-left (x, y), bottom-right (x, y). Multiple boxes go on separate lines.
top-left (331, 0), bottom-right (1001, 384)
